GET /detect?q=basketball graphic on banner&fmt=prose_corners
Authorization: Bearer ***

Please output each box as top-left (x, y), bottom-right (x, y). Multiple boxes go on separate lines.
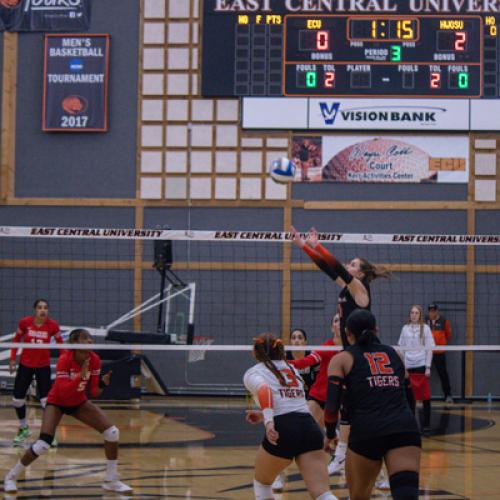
top-left (322, 138), bottom-right (436, 183)
top-left (62, 96), bottom-right (88, 116)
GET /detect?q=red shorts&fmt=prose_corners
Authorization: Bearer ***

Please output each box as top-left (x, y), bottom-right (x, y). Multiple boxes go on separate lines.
top-left (409, 372), bottom-right (431, 401)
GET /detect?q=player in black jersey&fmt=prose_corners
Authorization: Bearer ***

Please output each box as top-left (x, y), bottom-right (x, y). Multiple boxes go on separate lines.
top-left (291, 226), bottom-right (390, 347)
top-left (324, 309), bottom-right (420, 500)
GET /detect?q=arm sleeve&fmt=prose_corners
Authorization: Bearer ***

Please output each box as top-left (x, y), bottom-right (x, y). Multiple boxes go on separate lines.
top-left (243, 371), bottom-right (274, 424)
top-left (88, 357), bottom-right (102, 398)
top-left (10, 329), bottom-right (23, 361)
top-left (53, 356), bottom-right (82, 393)
top-left (288, 351), bottom-right (321, 369)
top-left (324, 376), bottom-right (344, 439)
top-left (424, 325), bottom-right (435, 368)
top-left (444, 319), bottom-right (452, 341)
top-left (303, 245), bottom-right (340, 282)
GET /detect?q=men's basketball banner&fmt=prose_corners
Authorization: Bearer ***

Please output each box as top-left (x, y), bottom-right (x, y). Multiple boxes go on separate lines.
top-left (43, 34), bottom-right (110, 132)
top-left (0, 0), bottom-right (90, 32)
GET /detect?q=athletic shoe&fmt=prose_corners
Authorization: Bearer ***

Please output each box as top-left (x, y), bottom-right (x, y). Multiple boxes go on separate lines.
top-left (102, 479), bottom-right (133, 494)
top-left (3, 473), bottom-right (17, 493)
top-left (375, 470), bottom-right (390, 490)
top-left (50, 437), bottom-right (58, 448)
top-left (327, 455), bottom-right (345, 475)
top-left (445, 395), bottom-right (454, 403)
top-left (271, 472), bottom-right (286, 492)
top-left (13, 426), bottom-right (30, 446)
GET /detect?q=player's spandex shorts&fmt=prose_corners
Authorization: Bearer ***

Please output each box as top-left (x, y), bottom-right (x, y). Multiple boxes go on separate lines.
top-left (14, 364), bottom-right (52, 399)
top-left (306, 394), bottom-right (325, 409)
top-left (349, 432), bottom-right (422, 461)
top-left (262, 412), bottom-right (324, 460)
top-left (47, 402), bottom-right (84, 415)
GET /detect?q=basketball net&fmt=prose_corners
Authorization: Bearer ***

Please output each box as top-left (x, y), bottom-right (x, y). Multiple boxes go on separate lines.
top-left (188, 336), bottom-right (215, 363)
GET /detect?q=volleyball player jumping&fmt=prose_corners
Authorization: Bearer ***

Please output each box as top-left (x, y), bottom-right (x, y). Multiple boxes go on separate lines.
top-left (244, 333), bottom-right (338, 500)
top-left (324, 310), bottom-right (420, 500)
top-left (291, 226), bottom-right (391, 484)
top-left (4, 329), bottom-right (132, 495)
top-left (10, 299), bottom-right (63, 446)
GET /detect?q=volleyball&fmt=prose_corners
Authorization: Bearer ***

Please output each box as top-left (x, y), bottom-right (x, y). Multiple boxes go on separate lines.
top-left (269, 157), bottom-right (296, 183)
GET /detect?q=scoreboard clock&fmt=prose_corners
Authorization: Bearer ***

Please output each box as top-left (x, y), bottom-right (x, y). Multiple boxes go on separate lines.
top-left (201, 0), bottom-right (499, 98)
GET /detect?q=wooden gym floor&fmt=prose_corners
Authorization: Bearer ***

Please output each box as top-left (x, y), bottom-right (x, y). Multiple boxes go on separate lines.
top-left (0, 395), bottom-right (499, 499)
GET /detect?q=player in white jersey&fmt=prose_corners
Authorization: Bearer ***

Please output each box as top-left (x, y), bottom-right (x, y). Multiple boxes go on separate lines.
top-left (243, 332), bottom-right (338, 500)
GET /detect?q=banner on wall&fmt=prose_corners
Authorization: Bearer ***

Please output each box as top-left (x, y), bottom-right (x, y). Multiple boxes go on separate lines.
top-left (291, 135), bottom-right (469, 183)
top-left (0, 0), bottom-right (90, 32)
top-left (43, 34), bottom-right (110, 132)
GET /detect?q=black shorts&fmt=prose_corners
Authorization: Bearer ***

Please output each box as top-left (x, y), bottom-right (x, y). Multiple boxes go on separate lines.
top-left (14, 364), bottom-right (52, 400)
top-left (47, 402), bottom-right (84, 415)
top-left (306, 395), bottom-right (325, 409)
top-left (349, 432), bottom-right (422, 461)
top-left (262, 412), bottom-right (324, 460)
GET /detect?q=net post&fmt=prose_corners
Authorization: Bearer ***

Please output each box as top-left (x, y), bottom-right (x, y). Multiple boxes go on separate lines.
top-left (187, 323), bottom-right (195, 345)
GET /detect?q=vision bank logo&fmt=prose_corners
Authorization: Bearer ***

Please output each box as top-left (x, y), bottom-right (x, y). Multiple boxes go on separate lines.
top-left (318, 102), bottom-right (447, 127)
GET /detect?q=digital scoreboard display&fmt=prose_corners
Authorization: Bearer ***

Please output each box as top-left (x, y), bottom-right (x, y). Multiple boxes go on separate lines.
top-left (201, 0), bottom-right (500, 98)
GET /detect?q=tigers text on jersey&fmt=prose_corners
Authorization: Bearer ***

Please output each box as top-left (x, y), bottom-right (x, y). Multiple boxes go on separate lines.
top-left (47, 351), bottom-right (101, 407)
top-left (243, 360), bottom-right (310, 417)
top-left (10, 316), bottom-right (61, 368)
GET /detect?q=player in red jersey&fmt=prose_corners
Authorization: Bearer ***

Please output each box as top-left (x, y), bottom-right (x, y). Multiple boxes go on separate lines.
top-left (9, 299), bottom-right (63, 446)
top-left (4, 329), bottom-right (132, 495)
top-left (288, 314), bottom-right (342, 427)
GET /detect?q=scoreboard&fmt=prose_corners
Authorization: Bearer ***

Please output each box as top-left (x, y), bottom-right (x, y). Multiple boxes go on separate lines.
top-left (201, 1), bottom-right (500, 98)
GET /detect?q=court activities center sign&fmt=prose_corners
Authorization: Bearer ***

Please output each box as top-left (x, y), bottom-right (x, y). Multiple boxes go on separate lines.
top-left (0, 0), bottom-right (90, 32)
top-left (290, 135), bottom-right (469, 183)
top-left (43, 34), bottom-right (110, 132)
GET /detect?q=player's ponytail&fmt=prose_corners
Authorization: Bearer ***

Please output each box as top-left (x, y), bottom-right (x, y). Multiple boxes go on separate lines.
top-left (346, 309), bottom-right (379, 347)
top-left (357, 328), bottom-right (378, 347)
top-left (359, 258), bottom-right (391, 283)
top-left (253, 333), bottom-right (287, 386)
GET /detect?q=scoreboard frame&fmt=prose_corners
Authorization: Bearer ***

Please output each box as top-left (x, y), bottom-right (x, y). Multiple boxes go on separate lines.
top-left (201, 0), bottom-right (499, 99)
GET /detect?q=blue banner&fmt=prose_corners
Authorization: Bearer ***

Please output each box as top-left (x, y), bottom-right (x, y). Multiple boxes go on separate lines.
top-left (43, 34), bottom-right (109, 132)
top-left (0, 0), bottom-right (90, 32)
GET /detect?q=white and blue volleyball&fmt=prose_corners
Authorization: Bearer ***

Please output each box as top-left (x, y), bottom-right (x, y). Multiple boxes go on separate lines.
top-left (269, 157), bottom-right (296, 183)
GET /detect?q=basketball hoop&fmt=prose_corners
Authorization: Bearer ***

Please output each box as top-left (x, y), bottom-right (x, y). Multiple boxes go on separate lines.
top-left (188, 336), bottom-right (214, 363)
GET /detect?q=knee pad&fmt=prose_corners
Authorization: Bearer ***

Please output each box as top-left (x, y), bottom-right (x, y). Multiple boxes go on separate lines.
top-left (253, 479), bottom-right (273, 500)
top-left (390, 470), bottom-right (419, 500)
top-left (102, 425), bottom-right (119, 442)
top-left (12, 398), bottom-right (25, 408)
top-left (40, 397), bottom-right (47, 409)
top-left (31, 434), bottom-right (53, 456)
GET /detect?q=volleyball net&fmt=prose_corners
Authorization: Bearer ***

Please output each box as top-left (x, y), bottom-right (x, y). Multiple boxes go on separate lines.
top-left (0, 225), bottom-right (499, 397)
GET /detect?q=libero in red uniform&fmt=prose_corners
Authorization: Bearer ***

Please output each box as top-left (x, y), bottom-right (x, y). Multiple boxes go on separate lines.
top-left (47, 350), bottom-right (101, 407)
top-left (4, 329), bottom-right (132, 496)
top-left (9, 299), bottom-right (63, 447)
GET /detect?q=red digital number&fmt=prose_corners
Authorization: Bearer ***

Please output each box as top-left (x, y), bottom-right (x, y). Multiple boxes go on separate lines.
top-left (455, 31), bottom-right (466, 51)
top-left (324, 71), bottom-right (335, 88)
top-left (316, 30), bottom-right (329, 50)
top-left (363, 352), bottom-right (394, 375)
top-left (430, 72), bottom-right (441, 89)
